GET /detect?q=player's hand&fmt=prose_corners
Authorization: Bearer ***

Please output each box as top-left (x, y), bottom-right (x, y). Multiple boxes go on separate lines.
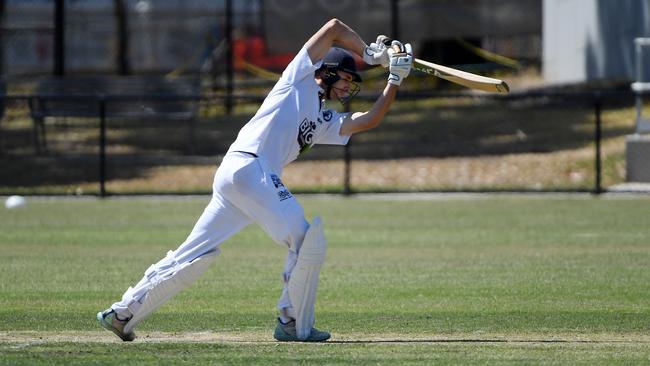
top-left (376, 35), bottom-right (391, 48)
top-left (387, 40), bottom-right (413, 86)
top-left (363, 35), bottom-right (390, 67)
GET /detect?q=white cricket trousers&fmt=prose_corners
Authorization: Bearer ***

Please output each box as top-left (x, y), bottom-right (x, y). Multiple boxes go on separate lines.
top-left (111, 151), bottom-right (309, 317)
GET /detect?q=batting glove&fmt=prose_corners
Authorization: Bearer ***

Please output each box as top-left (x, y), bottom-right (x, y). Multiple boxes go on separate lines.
top-left (376, 35), bottom-right (391, 47)
top-left (363, 35), bottom-right (390, 67)
top-left (387, 41), bottom-right (413, 86)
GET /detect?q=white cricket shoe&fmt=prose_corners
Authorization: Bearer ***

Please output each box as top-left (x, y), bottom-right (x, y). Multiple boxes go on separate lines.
top-left (96, 309), bottom-right (136, 342)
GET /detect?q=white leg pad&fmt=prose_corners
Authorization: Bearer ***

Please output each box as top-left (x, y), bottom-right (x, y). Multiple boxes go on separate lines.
top-left (123, 248), bottom-right (219, 334)
top-left (287, 217), bottom-right (327, 340)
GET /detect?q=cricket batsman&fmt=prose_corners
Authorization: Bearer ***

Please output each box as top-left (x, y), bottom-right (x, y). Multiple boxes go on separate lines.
top-left (97, 18), bottom-right (413, 342)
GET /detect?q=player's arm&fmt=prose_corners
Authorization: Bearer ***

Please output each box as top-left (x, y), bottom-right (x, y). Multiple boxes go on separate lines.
top-left (340, 42), bottom-right (413, 136)
top-left (340, 84), bottom-right (398, 135)
top-left (304, 19), bottom-right (387, 67)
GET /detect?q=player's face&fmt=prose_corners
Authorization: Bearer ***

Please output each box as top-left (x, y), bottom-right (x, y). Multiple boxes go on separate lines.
top-left (330, 71), bottom-right (354, 99)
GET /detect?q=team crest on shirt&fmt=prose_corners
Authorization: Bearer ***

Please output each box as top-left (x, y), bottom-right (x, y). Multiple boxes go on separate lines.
top-left (323, 110), bottom-right (332, 121)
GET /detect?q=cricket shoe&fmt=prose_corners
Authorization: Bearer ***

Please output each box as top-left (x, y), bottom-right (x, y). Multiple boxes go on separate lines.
top-left (273, 318), bottom-right (331, 342)
top-left (96, 309), bottom-right (136, 342)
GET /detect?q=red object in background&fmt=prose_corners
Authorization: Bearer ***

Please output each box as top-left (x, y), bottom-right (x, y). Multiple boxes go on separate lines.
top-left (233, 35), bottom-right (368, 72)
top-left (233, 36), bottom-right (294, 71)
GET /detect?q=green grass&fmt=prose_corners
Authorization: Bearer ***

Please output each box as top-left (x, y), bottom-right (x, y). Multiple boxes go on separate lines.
top-left (1, 196), bottom-right (649, 365)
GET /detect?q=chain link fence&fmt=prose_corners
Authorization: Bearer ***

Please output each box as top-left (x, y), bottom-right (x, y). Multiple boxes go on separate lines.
top-left (0, 90), bottom-right (637, 195)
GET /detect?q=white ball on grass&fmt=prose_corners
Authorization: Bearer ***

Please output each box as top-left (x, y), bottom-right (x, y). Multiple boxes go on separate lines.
top-left (5, 195), bottom-right (27, 209)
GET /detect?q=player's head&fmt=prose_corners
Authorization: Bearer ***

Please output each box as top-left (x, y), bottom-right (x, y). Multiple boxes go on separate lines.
top-left (315, 47), bottom-right (361, 104)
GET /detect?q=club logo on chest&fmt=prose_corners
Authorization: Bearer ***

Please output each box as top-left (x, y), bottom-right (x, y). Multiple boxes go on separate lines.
top-left (297, 118), bottom-right (317, 153)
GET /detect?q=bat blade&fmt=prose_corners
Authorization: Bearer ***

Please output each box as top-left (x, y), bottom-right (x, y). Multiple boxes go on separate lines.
top-left (413, 58), bottom-right (510, 93)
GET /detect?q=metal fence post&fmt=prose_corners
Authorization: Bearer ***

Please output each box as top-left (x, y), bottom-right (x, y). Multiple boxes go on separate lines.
top-left (343, 141), bottom-right (352, 195)
top-left (225, 0), bottom-right (233, 114)
top-left (54, 0), bottom-right (65, 76)
top-left (343, 101), bottom-right (351, 195)
top-left (114, 0), bottom-right (130, 75)
top-left (0, 0), bottom-right (5, 77)
top-left (99, 97), bottom-right (107, 197)
top-left (594, 94), bottom-right (602, 195)
top-left (391, 0), bottom-right (400, 39)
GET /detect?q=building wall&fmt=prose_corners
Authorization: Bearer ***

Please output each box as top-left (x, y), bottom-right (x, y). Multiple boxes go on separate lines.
top-left (263, 0), bottom-right (542, 54)
top-left (543, 0), bottom-right (650, 84)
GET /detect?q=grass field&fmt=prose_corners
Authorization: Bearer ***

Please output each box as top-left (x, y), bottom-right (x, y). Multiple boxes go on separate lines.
top-left (1, 195), bottom-right (649, 365)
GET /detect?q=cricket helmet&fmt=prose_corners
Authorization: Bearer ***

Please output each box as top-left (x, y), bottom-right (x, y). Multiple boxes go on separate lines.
top-left (317, 47), bottom-right (361, 103)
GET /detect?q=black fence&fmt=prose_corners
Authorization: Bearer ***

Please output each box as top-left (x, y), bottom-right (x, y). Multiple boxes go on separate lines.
top-left (0, 89), bottom-right (639, 196)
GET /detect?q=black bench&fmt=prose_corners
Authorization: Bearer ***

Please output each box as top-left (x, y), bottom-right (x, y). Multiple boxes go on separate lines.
top-left (29, 76), bottom-right (200, 153)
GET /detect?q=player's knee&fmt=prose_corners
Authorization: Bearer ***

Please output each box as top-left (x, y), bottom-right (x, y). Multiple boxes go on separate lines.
top-left (288, 217), bottom-right (310, 251)
top-left (287, 202), bottom-right (309, 241)
top-left (270, 209), bottom-right (309, 251)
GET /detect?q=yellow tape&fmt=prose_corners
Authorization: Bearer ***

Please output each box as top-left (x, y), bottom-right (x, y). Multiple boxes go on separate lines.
top-left (455, 37), bottom-right (521, 69)
top-left (242, 60), bottom-right (389, 82)
top-left (242, 61), bottom-right (281, 80)
top-left (166, 46), bottom-right (206, 78)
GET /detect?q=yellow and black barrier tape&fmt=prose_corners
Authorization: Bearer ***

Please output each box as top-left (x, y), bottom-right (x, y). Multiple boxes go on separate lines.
top-left (242, 61), bottom-right (282, 80)
top-left (455, 37), bottom-right (521, 69)
top-left (242, 60), bottom-right (389, 81)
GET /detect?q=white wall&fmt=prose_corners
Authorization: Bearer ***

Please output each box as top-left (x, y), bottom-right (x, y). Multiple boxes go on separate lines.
top-left (543, 0), bottom-right (596, 83)
top-left (543, 0), bottom-right (650, 84)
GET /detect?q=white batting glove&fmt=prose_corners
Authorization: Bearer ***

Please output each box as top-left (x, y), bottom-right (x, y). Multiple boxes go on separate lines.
top-left (362, 35), bottom-right (390, 67)
top-left (387, 41), bottom-right (413, 86)
top-left (375, 35), bottom-right (391, 48)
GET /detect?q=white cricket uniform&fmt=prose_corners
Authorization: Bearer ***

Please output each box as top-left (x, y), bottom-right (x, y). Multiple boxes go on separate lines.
top-left (111, 46), bottom-right (351, 316)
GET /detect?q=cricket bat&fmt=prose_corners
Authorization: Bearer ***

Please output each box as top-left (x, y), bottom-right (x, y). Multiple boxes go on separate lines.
top-left (384, 39), bottom-right (509, 93)
top-left (412, 58), bottom-right (510, 93)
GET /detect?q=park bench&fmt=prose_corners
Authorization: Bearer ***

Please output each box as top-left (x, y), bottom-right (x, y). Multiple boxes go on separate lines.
top-left (28, 76), bottom-right (201, 153)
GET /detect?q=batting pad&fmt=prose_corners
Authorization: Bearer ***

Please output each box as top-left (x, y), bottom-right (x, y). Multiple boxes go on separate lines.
top-left (288, 216), bottom-right (327, 340)
top-left (123, 248), bottom-right (219, 334)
